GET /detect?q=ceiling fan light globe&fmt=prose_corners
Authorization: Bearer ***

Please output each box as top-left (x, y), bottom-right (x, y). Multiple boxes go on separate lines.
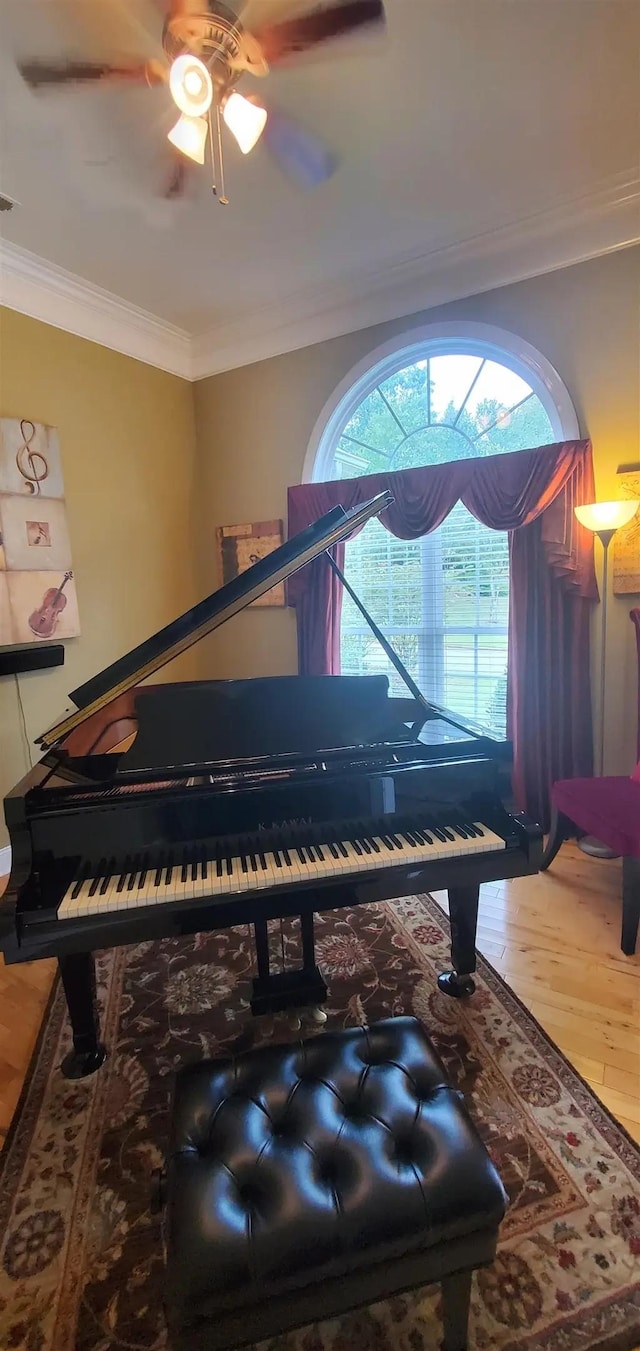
top-left (223, 91), bottom-right (267, 154)
top-left (167, 114), bottom-right (208, 164)
top-left (169, 54), bottom-right (212, 117)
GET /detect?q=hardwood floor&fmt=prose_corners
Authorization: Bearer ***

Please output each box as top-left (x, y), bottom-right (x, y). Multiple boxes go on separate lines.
top-left (1, 842), bottom-right (639, 1144)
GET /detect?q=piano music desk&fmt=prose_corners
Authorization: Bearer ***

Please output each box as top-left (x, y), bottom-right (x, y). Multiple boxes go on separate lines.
top-left (1, 844), bottom-right (638, 1148)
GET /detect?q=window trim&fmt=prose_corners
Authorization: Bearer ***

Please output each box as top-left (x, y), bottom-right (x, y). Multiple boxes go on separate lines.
top-left (303, 320), bottom-right (579, 483)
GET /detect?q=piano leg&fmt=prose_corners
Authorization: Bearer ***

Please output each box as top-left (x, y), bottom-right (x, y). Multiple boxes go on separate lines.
top-left (58, 953), bottom-right (107, 1079)
top-left (437, 885), bottom-right (479, 999)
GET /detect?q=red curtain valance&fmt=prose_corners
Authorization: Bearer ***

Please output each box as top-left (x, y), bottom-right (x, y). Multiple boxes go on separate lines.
top-left (287, 439), bottom-right (597, 828)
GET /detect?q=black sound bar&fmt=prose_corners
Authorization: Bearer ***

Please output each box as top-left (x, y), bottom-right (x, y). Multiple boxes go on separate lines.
top-left (0, 644), bottom-right (65, 677)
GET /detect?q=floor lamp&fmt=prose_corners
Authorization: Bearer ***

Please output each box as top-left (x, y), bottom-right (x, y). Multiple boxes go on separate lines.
top-left (574, 498), bottom-right (639, 857)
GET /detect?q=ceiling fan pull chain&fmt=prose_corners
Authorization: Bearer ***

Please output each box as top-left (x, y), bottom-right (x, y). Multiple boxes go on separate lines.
top-left (207, 108), bottom-right (218, 199)
top-left (212, 91), bottom-right (229, 206)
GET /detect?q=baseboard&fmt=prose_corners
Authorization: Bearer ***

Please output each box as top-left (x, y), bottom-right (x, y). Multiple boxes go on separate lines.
top-left (0, 845), bottom-right (11, 878)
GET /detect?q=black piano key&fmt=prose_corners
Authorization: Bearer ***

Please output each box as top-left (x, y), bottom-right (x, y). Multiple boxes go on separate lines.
top-left (388, 832), bottom-right (403, 848)
top-left (226, 857), bottom-right (233, 876)
top-left (328, 842), bottom-right (339, 859)
top-left (402, 831), bottom-right (419, 847)
top-left (249, 854), bottom-right (258, 872)
top-left (429, 823), bottom-right (448, 843)
top-left (273, 850), bottom-right (282, 867)
top-left (116, 858), bottom-right (131, 893)
top-left (466, 821), bottom-right (483, 837)
top-left (352, 840), bottom-right (363, 856)
top-left (296, 847), bottom-right (306, 864)
top-left (216, 856), bottom-right (223, 877)
top-left (154, 855), bottom-right (165, 887)
top-left (200, 853), bottom-right (207, 880)
top-left (313, 845), bottom-right (325, 861)
top-left (380, 835), bottom-right (395, 850)
top-left (71, 866), bottom-right (88, 901)
top-left (283, 848), bottom-right (292, 866)
top-left (368, 837), bottom-right (381, 853)
top-left (337, 842), bottom-right (348, 858)
top-left (127, 859), bottom-right (140, 891)
top-left (88, 861), bottom-right (105, 898)
top-left (259, 852), bottom-right (267, 870)
top-left (99, 861), bottom-right (114, 896)
top-left (241, 855), bottom-right (248, 874)
top-left (181, 854), bottom-right (189, 884)
top-left (359, 837), bottom-right (372, 854)
top-left (191, 857), bottom-right (198, 881)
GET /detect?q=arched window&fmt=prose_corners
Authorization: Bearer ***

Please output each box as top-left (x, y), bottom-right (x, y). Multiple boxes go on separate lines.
top-left (307, 323), bottom-right (578, 736)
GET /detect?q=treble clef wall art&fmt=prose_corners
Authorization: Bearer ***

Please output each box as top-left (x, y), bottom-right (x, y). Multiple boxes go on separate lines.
top-left (0, 417), bottom-right (80, 644)
top-left (15, 418), bottom-right (50, 495)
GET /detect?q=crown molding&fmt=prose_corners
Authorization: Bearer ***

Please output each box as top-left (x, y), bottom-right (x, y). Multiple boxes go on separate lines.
top-left (0, 240), bottom-right (192, 379)
top-left (191, 171), bottom-right (640, 379)
top-left (1, 172), bottom-right (638, 383)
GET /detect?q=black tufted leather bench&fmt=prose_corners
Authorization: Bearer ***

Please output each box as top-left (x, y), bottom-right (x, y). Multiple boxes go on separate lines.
top-left (161, 1017), bottom-right (507, 1351)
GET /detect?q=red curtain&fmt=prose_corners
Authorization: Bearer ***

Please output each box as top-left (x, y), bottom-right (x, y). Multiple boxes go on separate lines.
top-left (287, 440), bottom-right (598, 829)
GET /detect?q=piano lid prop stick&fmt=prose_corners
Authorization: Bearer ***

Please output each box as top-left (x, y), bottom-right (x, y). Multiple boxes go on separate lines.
top-left (327, 553), bottom-right (431, 719)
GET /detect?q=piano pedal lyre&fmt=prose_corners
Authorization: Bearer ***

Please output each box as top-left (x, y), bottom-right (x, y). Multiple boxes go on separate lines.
top-left (250, 908), bottom-right (328, 1022)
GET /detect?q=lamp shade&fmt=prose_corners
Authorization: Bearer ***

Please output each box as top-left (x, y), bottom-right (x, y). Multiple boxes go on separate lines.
top-left (167, 114), bottom-right (208, 164)
top-left (169, 54), bottom-right (212, 117)
top-left (223, 91), bottom-right (267, 154)
top-left (574, 500), bottom-right (639, 532)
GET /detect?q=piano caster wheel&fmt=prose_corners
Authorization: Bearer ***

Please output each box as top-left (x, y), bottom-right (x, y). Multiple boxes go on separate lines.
top-left (306, 1005), bottom-right (328, 1025)
top-left (287, 1013), bottom-right (302, 1032)
top-left (60, 1043), bottom-right (107, 1079)
top-left (437, 971), bottom-right (475, 1000)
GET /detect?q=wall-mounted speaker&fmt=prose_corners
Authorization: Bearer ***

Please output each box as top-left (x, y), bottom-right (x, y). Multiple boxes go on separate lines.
top-left (0, 644), bottom-right (65, 677)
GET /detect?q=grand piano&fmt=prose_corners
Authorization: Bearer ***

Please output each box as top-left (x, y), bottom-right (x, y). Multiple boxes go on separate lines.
top-left (1, 492), bottom-right (542, 1078)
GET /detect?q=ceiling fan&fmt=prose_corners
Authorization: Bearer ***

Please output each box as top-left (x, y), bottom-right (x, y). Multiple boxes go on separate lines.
top-left (18, 0), bottom-right (385, 204)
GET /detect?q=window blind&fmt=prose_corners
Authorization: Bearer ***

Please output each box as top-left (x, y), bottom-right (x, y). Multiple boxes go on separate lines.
top-left (341, 504), bottom-right (509, 735)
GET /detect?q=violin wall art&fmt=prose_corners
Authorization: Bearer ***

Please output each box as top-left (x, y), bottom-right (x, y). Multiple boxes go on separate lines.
top-left (0, 418), bottom-right (80, 644)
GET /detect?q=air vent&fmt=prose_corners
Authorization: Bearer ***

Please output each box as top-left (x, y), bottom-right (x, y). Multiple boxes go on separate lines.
top-left (0, 194), bottom-right (15, 212)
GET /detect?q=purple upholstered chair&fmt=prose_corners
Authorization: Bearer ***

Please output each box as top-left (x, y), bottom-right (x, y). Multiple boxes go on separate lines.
top-left (540, 608), bottom-right (640, 956)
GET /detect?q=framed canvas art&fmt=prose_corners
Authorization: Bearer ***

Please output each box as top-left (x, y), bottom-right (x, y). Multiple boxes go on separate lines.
top-left (216, 520), bottom-right (286, 606)
top-left (0, 418), bottom-right (80, 643)
top-left (613, 466), bottom-right (640, 596)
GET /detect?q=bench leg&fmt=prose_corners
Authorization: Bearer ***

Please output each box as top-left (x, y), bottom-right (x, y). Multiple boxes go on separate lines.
top-left (622, 857), bottom-right (640, 956)
top-left (540, 806), bottom-right (574, 871)
top-left (441, 1268), bottom-right (472, 1351)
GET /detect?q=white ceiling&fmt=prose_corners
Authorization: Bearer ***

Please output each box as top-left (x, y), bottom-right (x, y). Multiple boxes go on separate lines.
top-left (0, 0), bottom-right (639, 374)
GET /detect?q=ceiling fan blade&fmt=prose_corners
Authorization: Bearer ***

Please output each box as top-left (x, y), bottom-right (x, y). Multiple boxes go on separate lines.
top-left (19, 60), bottom-right (163, 90)
top-left (263, 109), bottom-right (338, 187)
top-left (252, 0), bottom-right (384, 66)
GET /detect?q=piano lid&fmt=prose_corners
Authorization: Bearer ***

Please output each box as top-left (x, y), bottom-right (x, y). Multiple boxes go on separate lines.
top-left (37, 491), bottom-right (394, 749)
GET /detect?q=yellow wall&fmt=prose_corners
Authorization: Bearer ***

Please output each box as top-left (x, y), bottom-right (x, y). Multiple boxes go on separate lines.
top-left (0, 308), bottom-right (198, 850)
top-left (194, 246), bottom-right (640, 777)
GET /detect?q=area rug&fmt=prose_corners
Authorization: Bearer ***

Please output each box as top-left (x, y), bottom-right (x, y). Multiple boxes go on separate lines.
top-left (1, 896), bottom-right (639, 1351)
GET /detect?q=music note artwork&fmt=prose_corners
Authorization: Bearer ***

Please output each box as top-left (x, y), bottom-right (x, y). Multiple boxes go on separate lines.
top-left (0, 418), bottom-right (80, 644)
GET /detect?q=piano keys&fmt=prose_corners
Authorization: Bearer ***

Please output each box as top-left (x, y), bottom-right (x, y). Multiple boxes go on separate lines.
top-left (57, 818), bottom-right (506, 922)
top-left (1, 491), bottom-right (543, 1077)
